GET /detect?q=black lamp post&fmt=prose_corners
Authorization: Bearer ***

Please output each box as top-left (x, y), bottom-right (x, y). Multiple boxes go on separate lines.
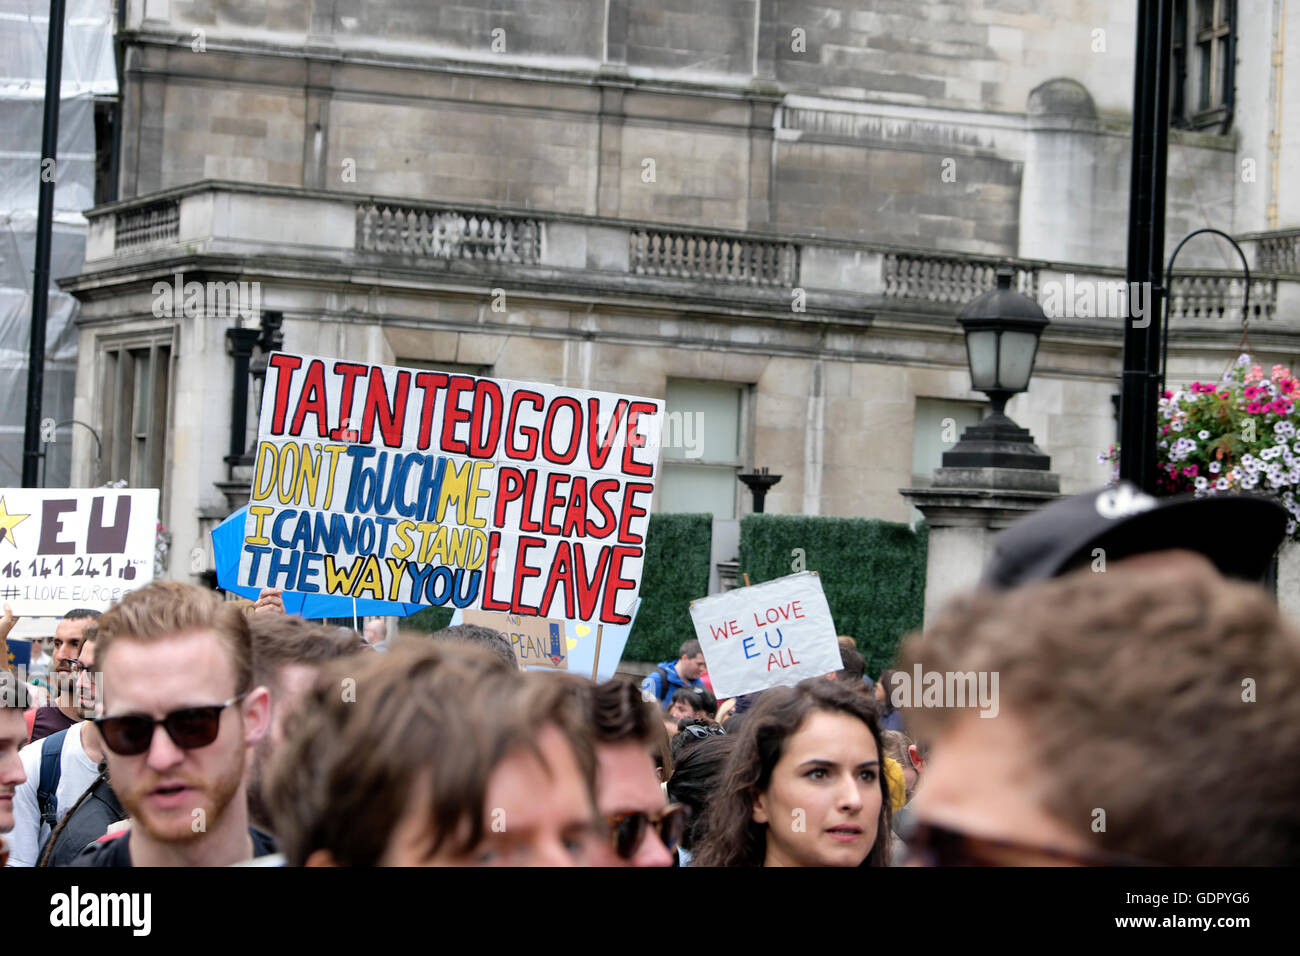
top-left (942, 266), bottom-right (1052, 471)
top-left (738, 467), bottom-right (782, 513)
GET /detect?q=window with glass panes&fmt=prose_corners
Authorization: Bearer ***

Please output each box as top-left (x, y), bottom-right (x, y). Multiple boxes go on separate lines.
top-left (657, 381), bottom-right (746, 520)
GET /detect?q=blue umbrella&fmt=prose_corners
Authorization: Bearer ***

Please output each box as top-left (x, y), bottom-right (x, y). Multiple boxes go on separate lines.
top-left (211, 505), bottom-right (426, 620)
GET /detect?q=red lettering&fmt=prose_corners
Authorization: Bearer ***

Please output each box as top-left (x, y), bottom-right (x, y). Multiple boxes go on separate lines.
top-left (561, 476), bottom-right (587, 537)
top-left (541, 473), bottom-right (569, 535)
top-left (413, 372), bottom-right (449, 449)
top-left (586, 398), bottom-right (627, 470)
top-left (511, 535), bottom-right (546, 615)
top-left (267, 354), bottom-right (302, 434)
top-left (517, 470), bottom-right (541, 533)
top-left (541, 397), bottom-right (582, 465)
top-left (586, 480), bottom-right (620, 538)
top-left (330, 363), bottom-right (369, 440)
top-left (359, 367), bottom-right (409, 447)
top-left (439, 376), bottom-right (475, 454)
top-left (598, 546), bottom-right (639, 625)
top-left (707, 621), bottom-right (732, 641)
top-left (469, 380), bottom-right (504, 458)
top-left (505, 390), bottom-right (544, 460)
top-left (572, 543), bottom-right (612, 621)
top-left (290, 360), bottom-right (330, 439)
top-left (493, 468), bottom-right (525, 527)
top-left (538, 540), bottom-right (575, 621)
top-left (621, 401), bottom-right (658, 477)
top-left (616, 482), bottom-right (654, 545)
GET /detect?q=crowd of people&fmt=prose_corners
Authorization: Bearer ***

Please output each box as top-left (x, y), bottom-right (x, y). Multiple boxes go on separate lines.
top-left (2, 481), bottom-right (1300, 867)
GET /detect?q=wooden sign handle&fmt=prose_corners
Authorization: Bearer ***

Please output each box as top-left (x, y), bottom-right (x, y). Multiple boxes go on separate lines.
top-left (591, 625), bottom-right (604, 681)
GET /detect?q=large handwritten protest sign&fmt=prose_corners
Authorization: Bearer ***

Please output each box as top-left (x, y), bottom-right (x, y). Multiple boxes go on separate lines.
top-left (688, 571), bottom-right (841, 699)
top-left (238, 353), bottom-right (664, 625)
top-left (0, 489), bottom-right (158, 615)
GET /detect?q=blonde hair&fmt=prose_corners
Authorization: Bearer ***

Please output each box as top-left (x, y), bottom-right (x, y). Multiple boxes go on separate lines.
top-left (94, 581), bottom-right (253, 695)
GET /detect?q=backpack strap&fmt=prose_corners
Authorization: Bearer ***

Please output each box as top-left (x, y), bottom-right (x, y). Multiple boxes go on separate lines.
top-left (657, 666), bottom-right (674, 702)
top-left (36, 728), bottom-right (68, 833)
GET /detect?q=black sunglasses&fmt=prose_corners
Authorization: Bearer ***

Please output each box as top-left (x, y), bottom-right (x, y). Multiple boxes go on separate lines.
top-left (94, 693), bottom-right (248, 756)
top-left (606, 803), bottom-right (688, 861)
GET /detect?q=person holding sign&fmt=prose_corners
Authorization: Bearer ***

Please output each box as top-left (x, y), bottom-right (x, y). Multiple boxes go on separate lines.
top-left (693, 679), bottom-right (891, 867)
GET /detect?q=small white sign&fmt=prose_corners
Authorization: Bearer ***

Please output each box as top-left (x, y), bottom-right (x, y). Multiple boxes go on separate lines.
top-left (0, 489), bottom-right (158, 615)
top-left (689, 571), bottom-right (842, 699)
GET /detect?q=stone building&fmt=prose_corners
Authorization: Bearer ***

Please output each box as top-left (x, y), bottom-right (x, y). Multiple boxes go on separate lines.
top-left (60, 0), bottom-right (1300, 591)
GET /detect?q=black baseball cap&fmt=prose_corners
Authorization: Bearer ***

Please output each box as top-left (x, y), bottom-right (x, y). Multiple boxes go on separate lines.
top-left (982, 482), bottom-right (1289, 590)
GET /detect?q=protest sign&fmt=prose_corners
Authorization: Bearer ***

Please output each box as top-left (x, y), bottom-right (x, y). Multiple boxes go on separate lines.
top-left (0, 489), bottom-right (158, 615)
top-left (461, 609), bottom-right (569, 670)
top-left (688, 571), bottom-right (842, 699)
top-left (237, 353), bottom-right (664, 625)
top-left (451, 596), bottom-right (641, 680)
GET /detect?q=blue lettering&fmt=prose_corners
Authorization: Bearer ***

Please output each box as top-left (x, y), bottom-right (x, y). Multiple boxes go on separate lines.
top-left (297, 552), bottom-right (323, 593)
top-left (743, 635), bottom-right (759, 659)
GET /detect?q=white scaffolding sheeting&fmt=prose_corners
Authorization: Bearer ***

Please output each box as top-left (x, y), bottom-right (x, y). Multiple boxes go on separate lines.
top-left (0, 0), bottom-right (116, 485)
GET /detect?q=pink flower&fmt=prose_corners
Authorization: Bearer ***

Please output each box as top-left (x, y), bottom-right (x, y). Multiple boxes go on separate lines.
top-left (1218, 391), bottom-right (1230, 400)
top-left (1183, 465), bottom-right (1199, 477)
top-left (1280, 379), bottom-right (1298, 395)
top-left (1244, 385), bottom-right (1263, 400)
top-left (1163, 389), bottom-right (1174, 399)
top-left (1273, 365), bottom-right (1292, 381)
top-left (1248, 365), bottom-right (1264, 382)
top-left (1247, 402), bottom-right (1264, 414)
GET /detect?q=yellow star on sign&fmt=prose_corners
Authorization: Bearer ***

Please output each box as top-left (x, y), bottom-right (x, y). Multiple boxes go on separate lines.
top-left (0, 497), bottom-right (31, 550)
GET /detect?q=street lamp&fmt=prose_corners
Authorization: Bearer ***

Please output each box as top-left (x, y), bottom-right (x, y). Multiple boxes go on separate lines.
top-left (943, 266), bottom-right (1052, 471)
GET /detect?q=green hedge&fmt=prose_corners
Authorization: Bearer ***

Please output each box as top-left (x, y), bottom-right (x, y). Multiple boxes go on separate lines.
top-left (738, 514), bottom-right (928, 678)
top-left (624, 513), bottom-right (714, 663)
top-left (404, 514), bottom-right (714, 666)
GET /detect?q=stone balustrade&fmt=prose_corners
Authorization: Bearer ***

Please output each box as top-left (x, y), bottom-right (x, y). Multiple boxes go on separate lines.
top-left (81, 182), bottom-right (1295, 330)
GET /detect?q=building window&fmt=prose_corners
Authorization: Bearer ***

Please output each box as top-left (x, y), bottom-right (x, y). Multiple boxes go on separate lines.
top-left (909, 397), bottom-right (987, 521)
top-left (101, 336), bottom-right (173, 493)
top-left (1172, 0), bottom-right (1234, 130)
top-left (657, 381), bottom-right (745, 520)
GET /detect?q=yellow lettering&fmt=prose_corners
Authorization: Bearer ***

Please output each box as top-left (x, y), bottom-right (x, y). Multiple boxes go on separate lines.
top-left (464, 529), bottom-right (487, 570)
top-left (323, 554), bottom-right (365, 595)
top-left (247, 505), bottom-right (274, 546)
top-left (466, 461), bottom-right (494, 528)
top-left (436, 458), bottom-right (472, 525)
top-left (355, 555), bottom-right (385, 600)
top-left (385, 558), bottom-right (406, 601)
top-left (251, 442), bottom-right (278, 502)
top-left (277, 442), bottom-right (299, 504)
top-left (391, 520), bottom-right (416, 560)
top-left (299, 444), bottom-right (321, 507)
top-left (447, 526), bottom-right (470, 567)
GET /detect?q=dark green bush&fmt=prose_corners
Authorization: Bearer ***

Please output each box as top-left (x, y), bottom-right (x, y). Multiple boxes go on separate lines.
top-left (738, 514), bottom-right (928, 678)
top-left (624, 513), bottom-right (713, 663)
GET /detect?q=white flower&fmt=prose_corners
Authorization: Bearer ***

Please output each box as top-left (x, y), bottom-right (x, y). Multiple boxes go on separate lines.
top-left (1290, 520), bottom-right (1298, 536)
top-left (1198, 429), bottom-right (1211, 440)
top-left (1195, 477), bottom-right (1209, 491)
top-left (1171, 421), bottom-right (1184, 432)
top-left (1216, 477), bottom-right (1231, 490)
top-left (1209, 461), bottom-right (1222, 473)
top-left (1237, 353), bottom-right (1251, 365)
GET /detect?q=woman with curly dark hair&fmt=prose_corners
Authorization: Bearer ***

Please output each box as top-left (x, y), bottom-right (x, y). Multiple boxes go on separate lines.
top-left (693, 678), bottom-right (890, 867)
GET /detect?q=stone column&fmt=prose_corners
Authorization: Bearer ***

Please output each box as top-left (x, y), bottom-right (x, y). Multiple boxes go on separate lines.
top-left (900, 466), bottom-right (1060, 627)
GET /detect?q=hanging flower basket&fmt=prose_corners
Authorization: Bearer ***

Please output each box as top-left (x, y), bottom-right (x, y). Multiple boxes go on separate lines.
top-left (1100, 353), bottom-right (1300, 537)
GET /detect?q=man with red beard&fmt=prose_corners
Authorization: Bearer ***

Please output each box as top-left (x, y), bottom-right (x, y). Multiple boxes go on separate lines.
top-left (69, 582), bottom-right (272, 866)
